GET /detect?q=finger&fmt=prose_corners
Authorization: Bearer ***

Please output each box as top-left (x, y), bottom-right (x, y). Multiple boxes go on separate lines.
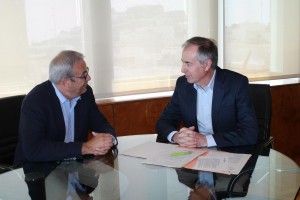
top-left (95, 145), bottom-right (112, 152)
top-left (94, 151), bottom-right (105, 156)
top-left (178, 137), bottom-right (196, 147)
top-left (92, 131), bottom-right (97, 136)
top-left (179, 127), bottom-right (190, 133)
top-left (186, 131), bottom-right (195, 137)
top-left (100, 134), bottom-right (114, 142)
top-left (94, 147), bottom-right (108, 152)
top-left (94, 148), bottom-right (108, 155)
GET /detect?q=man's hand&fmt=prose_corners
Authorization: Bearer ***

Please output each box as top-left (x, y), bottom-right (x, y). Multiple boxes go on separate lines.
top-left (188, 185), bottom-right (214, 200)
top-left (82, 132), bottom-right (113, 155)
top-left (172, 126), bottom-right (208, 148)
top-left (172, 126), bottom-right (197, 147)
top-left (194, 133), bottom-right (208, 147)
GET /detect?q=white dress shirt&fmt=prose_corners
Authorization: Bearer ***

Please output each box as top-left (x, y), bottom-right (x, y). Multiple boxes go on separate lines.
top-left (168, 70), bottom-right (217, 147)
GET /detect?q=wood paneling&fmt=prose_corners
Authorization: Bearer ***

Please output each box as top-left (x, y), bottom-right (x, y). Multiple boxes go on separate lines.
top-left (113, 98), bottom-right (169, 136)
top-left (270, 84), bottom-right (300, 166)
top-left (98, 104), bottom-right (114, 127)
top-left (97, 83), bottom-right (300, 166)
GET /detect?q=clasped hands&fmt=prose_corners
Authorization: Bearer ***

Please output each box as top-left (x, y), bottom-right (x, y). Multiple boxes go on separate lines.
top-left (172, 126), bottom-right (208, 148)
top-left (82, 132), bottom-right (114, 155)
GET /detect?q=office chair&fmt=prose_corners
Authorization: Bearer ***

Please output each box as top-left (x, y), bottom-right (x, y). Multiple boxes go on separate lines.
top-left (223, 84), bottom-right (273, 196)
top-left (0, 94), bottom-right (25, 172)
top-left (157, 84), bottom-right (273, 150)
top-left (248, 83), bottom-right (273, 155)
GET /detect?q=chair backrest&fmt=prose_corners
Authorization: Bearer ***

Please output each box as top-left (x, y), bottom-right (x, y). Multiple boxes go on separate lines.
top-left (0, 95), bottom-right (25, 166)
top-left (248, 84), bottom-right (272, 144)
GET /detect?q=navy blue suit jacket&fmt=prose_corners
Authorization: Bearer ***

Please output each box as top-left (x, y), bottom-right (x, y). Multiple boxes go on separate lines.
top-left (14, 81), bottom-right (116, 165)
top-left (156, 67), bottom-right (258, 147)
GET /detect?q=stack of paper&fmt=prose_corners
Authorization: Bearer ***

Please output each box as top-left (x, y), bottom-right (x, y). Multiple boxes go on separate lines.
top-left (119, 141), bottom-right (251, 175)
top-left (183, 150), bottom-right (251, 175)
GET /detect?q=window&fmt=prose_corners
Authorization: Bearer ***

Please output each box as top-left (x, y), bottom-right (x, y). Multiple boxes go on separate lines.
top-left (0, 0), bottom-right (218, 98)
top-left (0, 0), bottom-right (84, 97)
top-left (82, 0), bottom-right (190, 97)
top-left (0, 0), bottom-right (299, 98)
top-left (223, 0), bottom-right (300, 81)
top-left (1, 0), bottom-right (195, 98)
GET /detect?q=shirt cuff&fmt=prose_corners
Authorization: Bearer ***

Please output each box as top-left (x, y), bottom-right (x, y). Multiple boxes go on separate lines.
top-left (167, 131), bottom-right (178, 143)
top-left (205, 134), bottom-right (217, 147)
top-left (111, 135), bottom-right (118, 145)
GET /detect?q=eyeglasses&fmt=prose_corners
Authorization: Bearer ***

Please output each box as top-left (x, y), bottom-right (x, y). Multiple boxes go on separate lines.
top-left (71, 67), bottom-right (89, 81)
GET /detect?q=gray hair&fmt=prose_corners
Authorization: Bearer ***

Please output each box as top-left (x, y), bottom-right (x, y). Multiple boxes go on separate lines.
top-left (182, 37), bottom-right (218, 69)
top-left (49, 50), bottom-right (84, 83)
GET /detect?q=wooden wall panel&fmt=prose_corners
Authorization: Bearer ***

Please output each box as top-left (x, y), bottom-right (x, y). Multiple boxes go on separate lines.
top-left (270, 84), bottom-right (300, 166)
top-left (98, 104), bottom-right (114, 127)
top-left (113, 98), bottom-right (170, 136)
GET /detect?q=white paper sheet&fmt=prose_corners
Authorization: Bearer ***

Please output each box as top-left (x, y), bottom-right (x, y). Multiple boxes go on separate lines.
top-left (119, 141), bottom-right (251, 174)
top-left (185, 150), bottom-right (251, 175)
top-left (119, 141), bottom-right (180, 158)
top-left (142, 147), bottom-right (206, 168)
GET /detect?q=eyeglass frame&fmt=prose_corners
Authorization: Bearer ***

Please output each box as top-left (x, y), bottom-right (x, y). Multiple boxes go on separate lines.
top-left (70, 67), bottom-right (89, 81)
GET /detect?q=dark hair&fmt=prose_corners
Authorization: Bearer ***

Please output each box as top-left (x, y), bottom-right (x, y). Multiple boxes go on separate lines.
top-left (182, 37), bottom-right (218, 69)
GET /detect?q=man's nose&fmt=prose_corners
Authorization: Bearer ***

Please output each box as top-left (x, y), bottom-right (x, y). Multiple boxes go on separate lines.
top-left (86, 74), bottom-right (91, 81)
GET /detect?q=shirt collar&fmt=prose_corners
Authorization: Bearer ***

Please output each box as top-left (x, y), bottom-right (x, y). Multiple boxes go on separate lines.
top-left (51, 82), bottom-right (81, 104)
top-left (193, 69), bottom-right (216, 91)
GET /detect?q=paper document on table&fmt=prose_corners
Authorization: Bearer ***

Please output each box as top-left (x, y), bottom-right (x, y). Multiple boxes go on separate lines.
top-left (119, 141), bottom-right (251, 174)
top-left (119, 141), bottom-right (180, 158)
top-left (184, 150), bottom-right (251, 175)
top-left (226, 152), bottom-right (252, 174)
top-left (142, 147), bottom-right (206, 168)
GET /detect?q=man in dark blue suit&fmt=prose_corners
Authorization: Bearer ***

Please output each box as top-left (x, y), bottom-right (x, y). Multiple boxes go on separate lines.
top-left (14, 50), bottom-right (117, 165)
top-left (156, 37), bottom-right (258, 148)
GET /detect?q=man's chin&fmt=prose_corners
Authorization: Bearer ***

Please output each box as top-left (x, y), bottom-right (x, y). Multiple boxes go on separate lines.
top-left (81, 87), bottom-right (88, 94)
top-left (186, 78), bottom-right (194, 84)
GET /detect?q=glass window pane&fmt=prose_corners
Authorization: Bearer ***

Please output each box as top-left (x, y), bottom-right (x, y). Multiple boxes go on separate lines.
top-left (110, 0), bottom-right (187, 96)
top-left (224, 0), bottom-right (300, 81)
top-left (0, 0), bottom-right (83, 97)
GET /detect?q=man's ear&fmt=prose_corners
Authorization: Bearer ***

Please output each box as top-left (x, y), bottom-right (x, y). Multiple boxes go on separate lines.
top-left (59, 76), bottom-right (70, 86)
top-left (204, 59), bottom-right (212, 71)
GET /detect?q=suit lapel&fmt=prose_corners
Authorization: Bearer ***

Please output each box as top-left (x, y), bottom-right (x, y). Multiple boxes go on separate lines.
top-left (74, 98), bottom-right (83, 141)
top-left (189, 85), bottom-right (197, 124)
top-left (183, 81), bottom-right (197, 129)
top-left (47, 81), bottom-right (66, 141)
top-left (212, 68), bottom-right (225, 129)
